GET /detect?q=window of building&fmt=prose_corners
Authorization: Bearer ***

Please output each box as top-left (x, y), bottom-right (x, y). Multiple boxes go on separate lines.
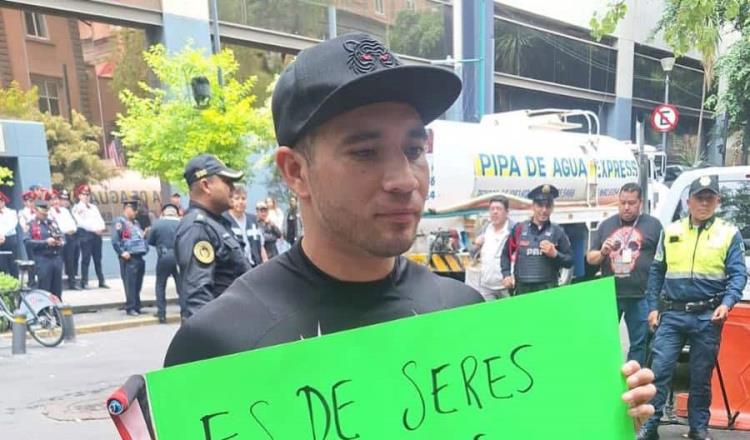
top-left (24, 12), bottom-right (48, 39)
top-left (374, 0), bottom-right (385, 15)
top-left (31, 78), bottom-right (61, 115)
top-left (633, 53), bottom-right (704, 110)
top-left (494, 18), bottom-right (617, 94)
top-left (405, 0), bottom-right (416, 11)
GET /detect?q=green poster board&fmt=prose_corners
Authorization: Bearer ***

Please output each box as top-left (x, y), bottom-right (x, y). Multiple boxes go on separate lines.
top-left (146, 278), bottom-right (634, 439)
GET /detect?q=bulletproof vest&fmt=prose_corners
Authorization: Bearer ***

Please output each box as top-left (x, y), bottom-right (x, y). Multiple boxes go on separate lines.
top-left (120, 218), bottom-right (148, 255)
top-left (514, 221), bottom-right (560, 284)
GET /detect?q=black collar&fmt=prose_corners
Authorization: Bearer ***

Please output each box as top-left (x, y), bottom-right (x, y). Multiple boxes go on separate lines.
top-left (190, 201), bottom-right (230, 226)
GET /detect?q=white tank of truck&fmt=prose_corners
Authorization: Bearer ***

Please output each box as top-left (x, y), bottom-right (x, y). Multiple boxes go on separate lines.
top-left (409, 109), bottom-right (665, 283)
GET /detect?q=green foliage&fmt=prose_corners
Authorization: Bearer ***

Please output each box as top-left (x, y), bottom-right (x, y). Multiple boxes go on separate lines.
top-left (226, 44), bottom-right (285, 107)
top-left (589, 1), bottom-right (628, 41)
top-left (218, 0), bottom-right (327, 38)
top-left (41, 111), bottom-right (113, 188)
top-left (110, 28), bottom-right (149, 99)
top-left (116, 44), bottom-right (275, 188)
top-left (716, 38), bottom-right (750, 132)
top-left (0, 271), bottom-right (20, 317)
top-left (495, 24), bottom-right (538, 75)
top-left (389, 9), bottom-right (445, 59)
top-left (0, 80), bottom-right (40, 119)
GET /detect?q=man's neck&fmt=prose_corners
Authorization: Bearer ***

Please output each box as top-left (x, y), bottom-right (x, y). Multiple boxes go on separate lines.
top-left (491, 220), bottom-right (507, 231)
top-left (532, 217), bottom-right (546, 227)
top-left (300, 227), bottom-right (395, 282)
top-left (691, 215), bottom-right (709, 228)
top-left (229, 210), bottom-right (244, 220)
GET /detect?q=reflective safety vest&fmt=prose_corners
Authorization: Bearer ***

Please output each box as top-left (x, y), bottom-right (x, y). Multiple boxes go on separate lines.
top-left (659, 216), bottom-right (739, 303)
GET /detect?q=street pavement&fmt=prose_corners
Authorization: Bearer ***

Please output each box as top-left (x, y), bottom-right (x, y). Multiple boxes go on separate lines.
top-left (0, 323), bottom-right (179, 439)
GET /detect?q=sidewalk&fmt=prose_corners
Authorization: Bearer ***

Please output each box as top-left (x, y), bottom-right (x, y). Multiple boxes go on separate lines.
top-left (62, 275), bottom-right (182, 334)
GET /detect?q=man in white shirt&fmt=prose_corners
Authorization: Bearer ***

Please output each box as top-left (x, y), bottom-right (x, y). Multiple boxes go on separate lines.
top-left (0, 191), bottom-right (19, 277)
top-left (72, 184), bottom-right (109, 289)
top-left (473, 196), bottom-right (514, 301)
top-left (49, 190), bottom-right (81, 290)
top-left (18, 191), bottom-right (36, 233)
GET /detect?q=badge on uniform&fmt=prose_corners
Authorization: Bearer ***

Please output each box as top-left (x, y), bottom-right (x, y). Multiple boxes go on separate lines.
top-left (115, 222), bottom-right (122, 231)
top-left (193, 240), bottom-right (215, 264)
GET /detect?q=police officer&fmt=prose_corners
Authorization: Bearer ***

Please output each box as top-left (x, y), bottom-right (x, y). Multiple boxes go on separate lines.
top-left (224, 186), bottom-right (266, 268)
top-left (48, 190), bottom-right (80, 290)
top-left (147, 204), bottom-right (182, 323)
top-left (638, 176), bottom-right (747, 440)
top-left (24, 199), bottom-right (65, 299)
top-left (0, 191), bottom-right (19, 277)
top-left (500, 184), bottom-right (573, 294)
top-left (112, 199), bottom-right (149, 316)
top-left (72, 184), bottom-right (109, 289)
top-left (175, 154), bottom-right (251, 318)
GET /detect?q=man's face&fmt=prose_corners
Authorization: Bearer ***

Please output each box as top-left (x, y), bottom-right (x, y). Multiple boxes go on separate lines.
top-left (205, 176), bottom-right (234, 212)
top-left (231, 194), bottom-right (247, 214)
top-left (688, 191), bottom-right (720, 222)
top-left (51, 197), bottom-right (61, 208)
top-left (618, 191), bottom-right (642, 222)
top-left (25, 199), bottom-right (34, 209)
top-left (257, 206), bottom-right (268, 221)
top-left (488, 201), bottom-right (508, 226)
top-left (124, 205), bottom-right (136, 220)
top-left (35, 208), bottom-right (47, 220)
top-left (289, 196), bottom-right (298, 209)
top-left (532, 201), bottom-right (553, 223)
top-left (170, 195), bottom-right (181, 206)
top-left (301, 102), bottom-right (429, 258)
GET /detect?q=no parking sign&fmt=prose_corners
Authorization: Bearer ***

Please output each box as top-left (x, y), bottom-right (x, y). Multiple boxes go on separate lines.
top-left (650, 104), bottom-right (679, 133)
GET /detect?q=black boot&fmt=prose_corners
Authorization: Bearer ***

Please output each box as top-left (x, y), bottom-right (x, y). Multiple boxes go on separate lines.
top-left (68, 278), bottom-right (80, 290)
top-left (80, 279), bottom-right (89, 290)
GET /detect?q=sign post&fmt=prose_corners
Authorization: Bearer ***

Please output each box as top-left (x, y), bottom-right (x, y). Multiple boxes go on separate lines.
top-left (650, 104), bottom-right (679, 134)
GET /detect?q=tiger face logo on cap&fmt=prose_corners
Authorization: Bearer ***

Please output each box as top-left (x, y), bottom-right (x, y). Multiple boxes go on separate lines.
top-left (343, 38), bottom-right (400, 75)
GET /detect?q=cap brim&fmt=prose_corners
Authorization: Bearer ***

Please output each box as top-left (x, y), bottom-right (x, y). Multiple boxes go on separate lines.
top-left (217, 169), bottom-right (244, 181)
top-left (690, 188), bottom-right (719, 196)
top-left (296, 65), bottom-right (461, 145)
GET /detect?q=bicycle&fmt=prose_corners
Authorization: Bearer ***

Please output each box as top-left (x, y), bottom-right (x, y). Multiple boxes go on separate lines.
top-left (0, 258), bottom-right (64, 347)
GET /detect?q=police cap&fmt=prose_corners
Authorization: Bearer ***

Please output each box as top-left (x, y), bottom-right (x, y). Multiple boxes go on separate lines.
top-left (34, 199), bottom-right (49, 210)
top-left (528, 184), bottom-right (559, 205)
top-left (689, 175), bottom-right (719, 197)
top-left (122, 199), bottom-right (139, 210)
top-left (184, 154), bottom-right (244, 186)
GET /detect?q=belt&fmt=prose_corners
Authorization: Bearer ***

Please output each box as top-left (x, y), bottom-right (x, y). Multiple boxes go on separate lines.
top-left (659, 296), bottom-right (722, 313)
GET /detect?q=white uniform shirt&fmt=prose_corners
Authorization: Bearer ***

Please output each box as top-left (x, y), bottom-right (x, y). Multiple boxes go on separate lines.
top-left (0, 208), bottom-right (18, 237)
top-left (19, 207), bottom-right (35, 232)
top-left (479, 222), bottom-right (511, 290)
top-left (49, 206), bottom-right (77, 234)
top-left (72, 202), bottom-right (105, 232)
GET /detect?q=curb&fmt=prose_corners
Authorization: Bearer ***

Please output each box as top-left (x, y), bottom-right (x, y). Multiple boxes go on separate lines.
top-left (75, 314), bottom-right (181, 335)
top-left (71, 297), bottom-right (179, 313)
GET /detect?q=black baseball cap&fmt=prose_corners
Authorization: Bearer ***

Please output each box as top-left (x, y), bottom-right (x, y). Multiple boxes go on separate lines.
top-left (183, 154), bottom-right (244, 186)
top-left (272, 33), bottom-right (462, 147)
top-left (689, 175), bottom-right (720, 197)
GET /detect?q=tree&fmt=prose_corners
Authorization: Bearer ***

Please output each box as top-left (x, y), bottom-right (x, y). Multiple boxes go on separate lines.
top-left (388, 9), bottom-right (446, 59)
top-left (591, 0), bottom-right (750, 163)
top-left (41, 110), bottom-right (113, 188)
top-left (0, 81), bottom-right (111, 188)
top-left (116, 44), bottom-right (274, 188)
top-left (715, 38), bottom-right (750, 163)
top-left (110, 28), bottom-right (149, 99)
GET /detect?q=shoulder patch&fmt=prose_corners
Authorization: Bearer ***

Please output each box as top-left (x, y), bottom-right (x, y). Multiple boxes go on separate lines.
top-left (193, 240), bottom-right (215, 264)
top-left (195, 213), bottom-right (206, 223)
top-left (115, 222), bottom-right (122, 231)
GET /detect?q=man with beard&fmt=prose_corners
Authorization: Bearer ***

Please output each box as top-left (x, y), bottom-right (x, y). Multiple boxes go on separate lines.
top-left (163, 34), bottom-right (655, 427)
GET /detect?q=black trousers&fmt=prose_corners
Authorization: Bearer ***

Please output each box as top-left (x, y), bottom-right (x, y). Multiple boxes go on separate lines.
top-left (62, 233), bottom-right (79, 284)
top-left (514, 280), bottom-right (558, 295)
top-left (119, 255), bottom-right (145, 313)
top-left (36, 253), bottom-right (63, 299)
top-left (0, 234), bottom-right (18, 277)
top-left (80, 230), bottom-right (105, 285)
top-left (155, 252), bottom-right (180, 318)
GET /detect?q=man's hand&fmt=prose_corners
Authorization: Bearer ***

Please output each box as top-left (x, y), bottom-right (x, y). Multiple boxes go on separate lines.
top-left (539, 240), bottom-right (557, 258)
top-left (46, 237), bottom-right (56, 246)
top-left (601, 238), bottom-right (616, 256)
top-left (621, 361), bottom-right (656, 430)
top-left (502, 276), bottom-right (515, 289)
top-left (647, 310), bottom-right (660, 331)
top-left (711, 305), bottom-right (730, 324)
top-left (121, 251), bottom-right (131, 260)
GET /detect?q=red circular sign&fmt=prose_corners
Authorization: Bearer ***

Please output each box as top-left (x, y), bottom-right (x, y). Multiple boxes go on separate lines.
top-left (650, 104), bottom-right (679, 133)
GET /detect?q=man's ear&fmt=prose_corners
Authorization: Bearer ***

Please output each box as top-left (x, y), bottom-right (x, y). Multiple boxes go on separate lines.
top-left (276, 147), bottom-right (310, 199)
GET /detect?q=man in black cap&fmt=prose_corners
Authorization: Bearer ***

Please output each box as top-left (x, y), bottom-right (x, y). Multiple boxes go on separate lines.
top-left (500, 184), bottom-right (573, 294)
top-left (24, 199), bottom-right (65, 299)
top-left (112, 200), bottom-right (149, 316)
top-left (639, 175), bottom-right (746, 440)
top-left (163, 33), bottom-right (654, 424)
top-left (173, 154), bottom-right (251, 318)
top-left (147, 203), bottom-right (182, 323)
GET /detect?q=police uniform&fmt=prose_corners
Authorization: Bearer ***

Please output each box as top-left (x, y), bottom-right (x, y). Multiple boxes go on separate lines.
top-left (500, 184), bottom-right (573, 294)
top-left (48, 190), bottom-right (80, 290)
top-left (148, 205), bottom-right (182, 322)
top-left (0, 192), bottom-right (19, 277)
top-left (224, 210), bottom-right (264, 268)
top-left (112, 200), bottom-right (149, 315)
top-left (24, 200), bottom-right (65, 299)
top-left (72, 184), bottom-right (108, 289)
top-left (175, 155), bottom-right (251, 318)
top-left (639, 176), bottom-right (747, 440)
